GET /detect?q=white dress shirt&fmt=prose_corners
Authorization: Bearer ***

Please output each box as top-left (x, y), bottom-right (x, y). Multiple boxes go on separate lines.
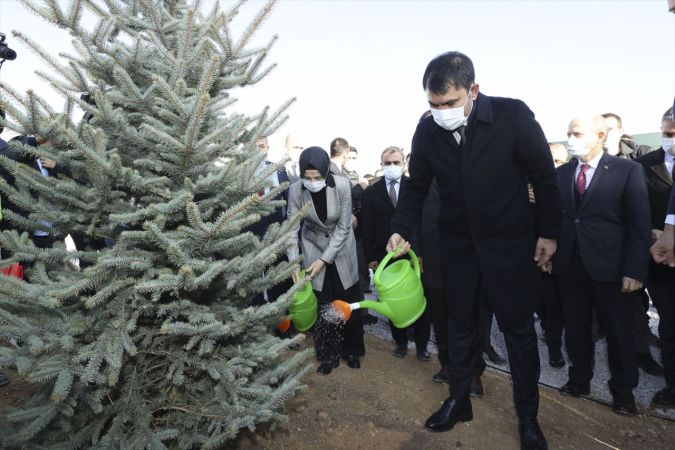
top-left (574, 151), bottom-right (604, 191)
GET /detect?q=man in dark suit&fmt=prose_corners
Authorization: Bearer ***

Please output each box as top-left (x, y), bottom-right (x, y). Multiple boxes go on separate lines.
top-left (552, 116), bottom-right (651, 416)
top-left (361, 146), bottom-right (431, 360)
top-left (388, 52), bottom-right (560, 449)
top-left (248, 136), bottom-right (292, 307)
top-left (637, 107), bottom-right (675, 408)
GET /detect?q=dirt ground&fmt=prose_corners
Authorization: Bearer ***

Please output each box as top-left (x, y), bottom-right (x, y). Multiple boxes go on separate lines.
top-left (238, 335), bottom-right (675, 450)
top-left (2, 334), bottom-right (675, 450)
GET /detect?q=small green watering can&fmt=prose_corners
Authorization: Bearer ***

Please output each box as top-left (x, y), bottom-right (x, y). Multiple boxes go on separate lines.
top-left (277, 274), bottom-right (317, 332)
top-left (333, 249), bottom-right (426, 328)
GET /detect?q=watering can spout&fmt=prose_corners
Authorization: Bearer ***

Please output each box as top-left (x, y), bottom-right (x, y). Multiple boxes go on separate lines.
top-left (356, 300), bottom-right (392, 320)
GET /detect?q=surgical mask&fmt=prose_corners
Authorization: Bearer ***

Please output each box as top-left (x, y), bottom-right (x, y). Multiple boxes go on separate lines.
top-left (302, 179), bottom-right (326, 193)
top-left (567, 136), bottom-right (591, 158)
top-left (344, 159), bottom-right (357, 173)
top-left (430, 91), bottom-right (473, 131)
top-left (604, 130), bottom-right (621, 155)
top-left (662, 137), bottom-right (675, 155)
top-left (383, 165), bottom-right (403, 181)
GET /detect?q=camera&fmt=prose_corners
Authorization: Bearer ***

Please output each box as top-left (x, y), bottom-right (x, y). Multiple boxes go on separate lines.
top-left (0, 32), bottom-right (17, 62)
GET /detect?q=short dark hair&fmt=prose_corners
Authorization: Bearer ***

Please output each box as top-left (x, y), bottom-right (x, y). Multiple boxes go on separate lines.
top-left (422, 51), bottom-right (475, 94)
top-left (601, 113), bottom-right (623, 129)
top-left (662, 107), bottom-right (674, 123)
top-left (330, 137), bottom-right (350, 157)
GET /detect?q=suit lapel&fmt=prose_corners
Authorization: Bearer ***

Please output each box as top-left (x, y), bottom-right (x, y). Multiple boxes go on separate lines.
top-left (577, 153), bottom-right (609, 214)
top-left (326, 184), bottom-right (337, 224)
top-left (380, 178), bottom-right (396, 209)
top-left (560, 162), bottom-right (577, 216)
top-left (302, 188), bottom-right (321, 226)
top-left (649, 150), bottom-right (672, 185)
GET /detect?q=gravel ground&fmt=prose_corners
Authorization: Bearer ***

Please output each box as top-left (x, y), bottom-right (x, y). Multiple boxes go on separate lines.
top-left (361, 286), bottom-right (675, 421)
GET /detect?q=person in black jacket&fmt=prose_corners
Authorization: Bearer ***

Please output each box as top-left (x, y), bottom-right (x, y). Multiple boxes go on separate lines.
top-left (552, 116), bottom-right (651, 416)
top-left (636, 106), bottom-right (675, 408)
top-left (248, 136), bottom-right (292, 307)
top-left (602, 112), bottom-right (663, 377)
top-left (388, 52), bottom-right (560, 449)
top-left (361, 146), bottom-right (430, 360)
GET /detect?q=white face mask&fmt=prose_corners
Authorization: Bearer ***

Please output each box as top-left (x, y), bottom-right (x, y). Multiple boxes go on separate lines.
top-left (662, 137), bottom-right (675, 156)
top-left (344, 159), bottom-right (357, 173)
top-left (567, 136), bottom-right (592, 158)
top-left (302, 179), bottom-right (326, 193)
top-left (604, 130), bottom-right (621, 155)
top-left (383, 165), bottom-right (403, 181)
top-left (430, 90), bottom-right (473, 131)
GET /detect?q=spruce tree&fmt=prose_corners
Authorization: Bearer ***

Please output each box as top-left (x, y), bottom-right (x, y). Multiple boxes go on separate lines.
top-left (0, 0), bottom-right (311, 448)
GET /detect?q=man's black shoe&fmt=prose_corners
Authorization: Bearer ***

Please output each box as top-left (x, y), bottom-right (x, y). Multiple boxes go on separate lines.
top-left (612, 390), bottom-right (637, 416)
top-left (317, 360), bottom-right (339, 375)
top-left (345, 355), bottom-right (360, 369)
top-left (432, 367), bottom-right (451, 384)
top-left (483, 344), bottom-right (506, 365)
top-left (0, 372), bottom-right (9, 387)
top-left (424, 397), bottom-right (473, 432)
top-left (417, 350), bottom-right (431, 361)
top-left (392, 345), bottom-right (407, 358)
top-left (470, 375), bottom-right (484, 399)
top-left (559, 381), bottom-right (590, 397)
top-left (548, 347), bottom-right (565, 368)
top-left (519, 418), bottom-right (548, 450)
top-left (637, 352), bottom-right (664, 377)
top-left (652, 387), bottom-right (675, 408)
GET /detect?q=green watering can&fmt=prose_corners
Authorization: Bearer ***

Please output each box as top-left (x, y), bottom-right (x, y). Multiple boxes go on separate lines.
top-left (333, 249), bottom-right (426, 328)
top-left (277, 274), bottom-right (318, 333)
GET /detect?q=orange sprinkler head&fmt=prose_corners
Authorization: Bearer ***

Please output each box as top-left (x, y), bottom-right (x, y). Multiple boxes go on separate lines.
top-left (332, 300), bottom-right (351, 321)
top-left (276, 317), bottom-right (291, 333)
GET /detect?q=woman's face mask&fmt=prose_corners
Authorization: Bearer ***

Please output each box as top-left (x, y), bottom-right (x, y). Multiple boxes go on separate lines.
top-left (302, 179), bottom-right (326, 193)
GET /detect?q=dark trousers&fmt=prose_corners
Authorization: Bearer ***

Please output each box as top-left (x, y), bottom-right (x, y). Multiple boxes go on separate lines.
top-left (556, 256), bottom-right (638, 393)
top-left (313, 303), bottom-right (365, 364)
top-left (389, 304), bottom-right (431, 351)
top-left (648, 278), bottom-right (675, 387)
top-left (426, 286), bottom-right (448, 367)
top-left (632, 289), bottom-right (653, 354)
top-left (356, 238), bottom-right (370, 294)
top-left (447, 291), bottom-right (538, 419)
top-left (537, 273), bottom-right (564, 350)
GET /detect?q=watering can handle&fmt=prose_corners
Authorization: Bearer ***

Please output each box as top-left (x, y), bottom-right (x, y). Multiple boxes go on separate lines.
top-left (374, 248), bottom-right (421, 285)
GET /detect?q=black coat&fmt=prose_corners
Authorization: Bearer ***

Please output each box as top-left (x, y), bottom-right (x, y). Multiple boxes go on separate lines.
top-left (553, 153), bottom-right (651, 283)
top-left (247, 168), bottom-right (289, 238)
top-left (361, 177), bottom-right (400, 265)
top-left (636, 148), bottom-right (675, 281)
top-left (419, 179), bottom-right (442, 290)
top-left (392, 93), bottom-right (562, 330)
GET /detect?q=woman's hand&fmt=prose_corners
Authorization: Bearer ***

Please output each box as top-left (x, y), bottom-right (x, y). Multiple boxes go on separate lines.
top-left (292, 270), bottom-right (301, 284)
top-left (306, 259), bottom-right (326, 279)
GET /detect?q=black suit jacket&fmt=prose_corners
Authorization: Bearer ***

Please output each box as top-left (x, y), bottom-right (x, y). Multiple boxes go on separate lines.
top-left (391, 93), bottom-right (562, 329)
top-left (553, 153), bottom-right (651, 283)
top-left (636, 148), bottom-right (675, 281)
top-left (361, 177), bottom-right (398, 265)
top-left (247, 168), bottom-right (289, 238)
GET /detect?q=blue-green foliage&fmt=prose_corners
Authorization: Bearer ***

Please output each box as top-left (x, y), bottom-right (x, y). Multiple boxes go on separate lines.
top-left (0, 0), bottom-right (311, 447)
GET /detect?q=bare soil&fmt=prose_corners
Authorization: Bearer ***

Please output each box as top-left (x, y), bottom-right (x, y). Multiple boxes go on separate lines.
top-left (2, 335), bottom-right (674, 449)
top-left (239, 335), bottom-right (675, 450)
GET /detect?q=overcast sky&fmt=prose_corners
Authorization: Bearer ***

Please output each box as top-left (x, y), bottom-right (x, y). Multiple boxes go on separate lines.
top-left (1, 0), bottom-right (673, 173)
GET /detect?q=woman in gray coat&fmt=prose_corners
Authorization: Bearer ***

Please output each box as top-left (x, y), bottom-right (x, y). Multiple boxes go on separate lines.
top-left (287, 147), bottom-right (364, 375)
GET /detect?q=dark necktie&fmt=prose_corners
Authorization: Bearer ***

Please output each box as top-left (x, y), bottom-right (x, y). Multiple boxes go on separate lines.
top-left (389, 180), bottom-right (398, 207)
top-left (456, 125), bottom-right (466, 147)
top-left (576, 163), bottom-right (590, 195)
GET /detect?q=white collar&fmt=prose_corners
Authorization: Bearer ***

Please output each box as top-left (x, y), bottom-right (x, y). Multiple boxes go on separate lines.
top-left (578, 150), bottom-right (603, 169)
